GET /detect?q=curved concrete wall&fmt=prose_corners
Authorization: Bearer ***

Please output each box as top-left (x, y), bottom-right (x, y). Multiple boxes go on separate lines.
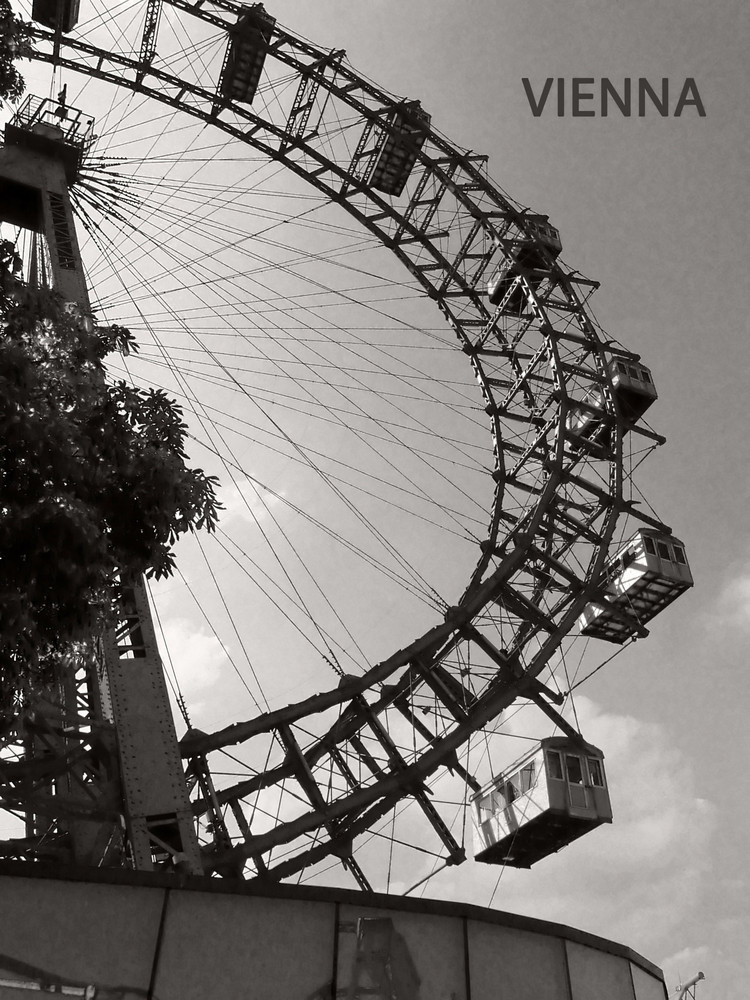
top-left (0, 864), bottom-right (666, 1000)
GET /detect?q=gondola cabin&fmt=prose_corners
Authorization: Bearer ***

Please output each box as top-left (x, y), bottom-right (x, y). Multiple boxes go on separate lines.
top-left (579, 529), bottom-right (693, 643)
top-left (368, 102), bottom-right (431, 197)
top-left (32, 0), bottom-right (80, 32)
top-left (472, 738), bottom-right (611, 868)
top-left (608, 359), bottom-right (658, 422)
top-left (219, 4), bottom-right (276, 105)
top-left (566, 358), bottom-right (658, 449)
top-left (487, 216), bottom-right (562, 313)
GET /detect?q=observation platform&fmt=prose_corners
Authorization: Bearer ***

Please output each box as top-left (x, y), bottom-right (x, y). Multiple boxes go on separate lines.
top-left (0, 861), bottom-right (667, 999)
top-left (3, 95), bottom-right (94, 189)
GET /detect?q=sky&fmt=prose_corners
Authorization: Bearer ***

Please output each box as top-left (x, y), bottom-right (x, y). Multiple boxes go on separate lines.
top-left (3, 1), bottom-right (749, 997)
top-left (257, 5), bottom-right (748, 996)
top-left (265, 3), bottom-right (746, 996)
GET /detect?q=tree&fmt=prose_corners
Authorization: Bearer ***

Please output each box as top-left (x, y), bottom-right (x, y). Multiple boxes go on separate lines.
top-left (0, 0), bottom-right (31, 103)
top-left (0, 4), bottom-right (221, 701)
top-left (0, 243), bottom-right (222, 694)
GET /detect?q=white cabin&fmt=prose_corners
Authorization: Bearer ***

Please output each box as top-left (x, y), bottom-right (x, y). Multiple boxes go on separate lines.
top-left (566, 358), bottom-right (658, 447)
top-left (472, 737), bottom-right (612, 868)
top-left (579, 529), bottom-right (693, 643)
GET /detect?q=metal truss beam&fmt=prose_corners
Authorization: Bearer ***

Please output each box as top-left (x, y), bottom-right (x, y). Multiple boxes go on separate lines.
top-left (137, 0), bottom-right (163, 83)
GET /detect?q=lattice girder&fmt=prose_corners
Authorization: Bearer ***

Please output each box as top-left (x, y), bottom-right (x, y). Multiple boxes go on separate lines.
top-left (16, 2), bottom-right (672, 883)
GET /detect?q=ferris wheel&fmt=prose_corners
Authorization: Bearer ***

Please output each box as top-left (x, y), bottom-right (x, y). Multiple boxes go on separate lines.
top-left (0, 0), bottom-right (692, 892)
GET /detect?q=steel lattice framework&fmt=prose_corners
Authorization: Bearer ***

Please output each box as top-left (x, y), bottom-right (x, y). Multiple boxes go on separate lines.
top-left (0, 0), bottom-right (673, 888)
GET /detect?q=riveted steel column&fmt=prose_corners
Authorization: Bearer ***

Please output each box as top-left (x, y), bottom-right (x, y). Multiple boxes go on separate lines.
top-left (0, 128), bottom-right (202, 873)
top-left (100, 580), bottom-right (202, 873)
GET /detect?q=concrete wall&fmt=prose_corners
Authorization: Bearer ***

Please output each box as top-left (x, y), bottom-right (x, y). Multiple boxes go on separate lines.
top-left (0, 865), bottom-right (667, 1000)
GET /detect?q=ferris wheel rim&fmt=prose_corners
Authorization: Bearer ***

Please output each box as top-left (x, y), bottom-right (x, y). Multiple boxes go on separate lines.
top-left (8, 0), bottom-right (666, 886)
top-left (23, 4), bottom-right (624, 600)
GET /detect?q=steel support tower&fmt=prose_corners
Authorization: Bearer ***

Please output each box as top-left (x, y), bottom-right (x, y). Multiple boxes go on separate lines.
top-left (0, 97), bottom-right (202, 875)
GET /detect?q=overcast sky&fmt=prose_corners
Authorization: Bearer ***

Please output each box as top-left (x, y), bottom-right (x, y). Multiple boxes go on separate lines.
top-left (217, 2), bottom-right (747, 995)
top-left (262, 3), bottom-right (747, 996)
top-left (5, 1), bottom-right (749, 997)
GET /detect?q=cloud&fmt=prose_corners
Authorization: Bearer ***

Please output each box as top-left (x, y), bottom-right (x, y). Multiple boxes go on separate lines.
top-left (661, 946), bottom-right (709, 994)
top-left (159, 616), bottom-right (230, 724)
top-left (409, 695), bottom-right (716, 963)
top-left (219, 476), bottom-right (286, 527)
top-left (710, 565), bottom-right (750, 633)
top-left (571, 697), bottom-right (714, 869)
